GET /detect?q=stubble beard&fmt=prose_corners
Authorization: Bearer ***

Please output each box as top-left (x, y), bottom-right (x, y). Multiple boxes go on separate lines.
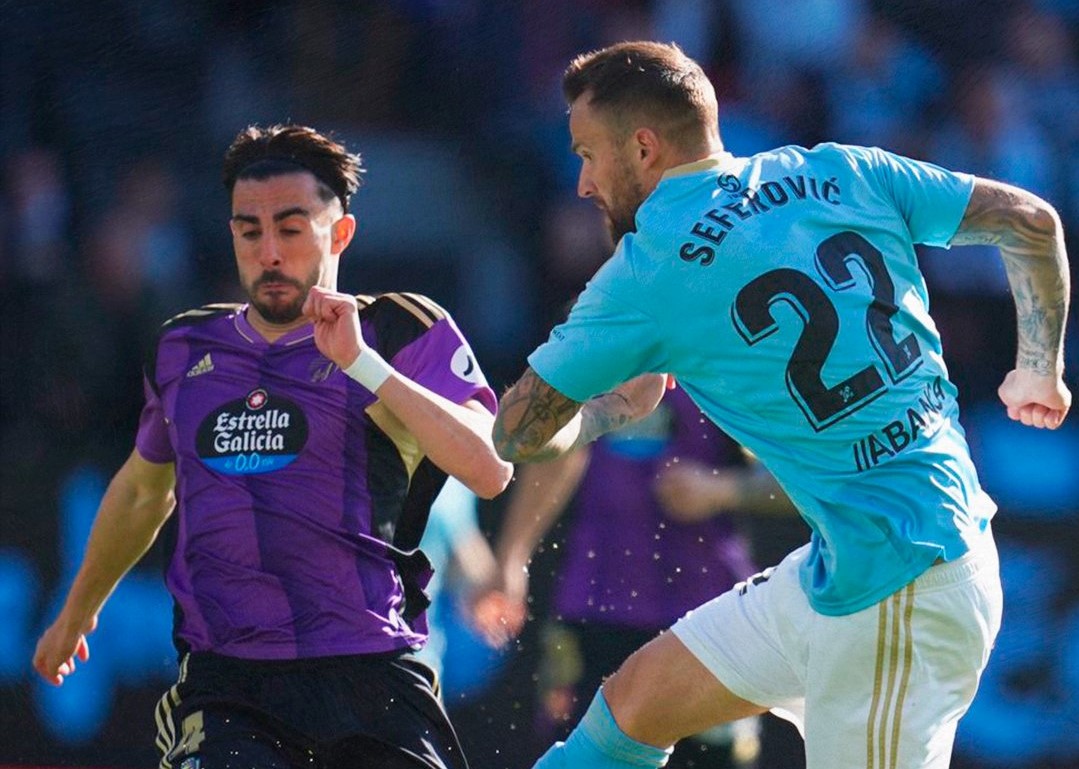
top-left (246, 267), bottom-right (320, 324)
top-left (604, 162), bottom-right (647, 244)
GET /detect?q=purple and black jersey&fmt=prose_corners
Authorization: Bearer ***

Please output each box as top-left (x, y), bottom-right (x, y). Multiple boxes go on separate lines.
top-left (555, 386), bottom-right (757, 630)
top-left (136, 293), bottom-right (496, 660)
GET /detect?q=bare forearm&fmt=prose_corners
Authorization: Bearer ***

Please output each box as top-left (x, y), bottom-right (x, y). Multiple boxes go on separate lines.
top-left (496, 449), bottom-right (591, 565)
top-left (953, 179), bottom-right (1070, 374)
top-left (1001, 233), bottom-right (1068, 374)
top-left (375, 375), bottom-right (512, 498)
top-left (494, 368), bottom-right (666, 463)
top-left (59, 455), bottom-right (174, 627)
top-left (494, 369), bottom-right (585, 462)
top-left (496, 393), bottom-right (633, 463)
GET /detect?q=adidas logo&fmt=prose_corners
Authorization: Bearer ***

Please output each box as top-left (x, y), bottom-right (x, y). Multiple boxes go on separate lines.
top-left (186, 353), bottom-right (215, 378)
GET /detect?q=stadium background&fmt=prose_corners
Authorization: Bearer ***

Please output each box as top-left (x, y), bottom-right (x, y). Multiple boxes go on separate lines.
top-left (1, 0), bottom-right (1078, 767)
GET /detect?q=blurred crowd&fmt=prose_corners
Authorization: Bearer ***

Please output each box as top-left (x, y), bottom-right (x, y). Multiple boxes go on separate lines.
top-left (2, 1), bottom-right (1079, 767)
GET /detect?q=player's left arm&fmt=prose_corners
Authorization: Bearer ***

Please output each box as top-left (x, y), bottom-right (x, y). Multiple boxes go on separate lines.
top-left (951, 177), bottom-right (1071, 428)
top-left (493, 367), bottom-right (668, 463)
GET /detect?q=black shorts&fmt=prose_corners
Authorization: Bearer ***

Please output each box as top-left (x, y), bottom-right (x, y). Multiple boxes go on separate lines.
top-left (155, 650), bottom-right (468, 769)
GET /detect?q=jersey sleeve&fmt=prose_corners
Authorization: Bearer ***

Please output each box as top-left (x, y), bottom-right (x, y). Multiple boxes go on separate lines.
top-left (388, 307), bottom-right (498, 415)
top-left (135, 375), bottom-right (175, 463)
top-left (853, 145), bottom-right (975, 247)
top-left (527, 280), bottom-right (664, 402)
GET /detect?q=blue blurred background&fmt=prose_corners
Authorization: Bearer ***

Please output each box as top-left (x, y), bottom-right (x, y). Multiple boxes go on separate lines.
top-left (1, 1), bottom-right (1078, 767)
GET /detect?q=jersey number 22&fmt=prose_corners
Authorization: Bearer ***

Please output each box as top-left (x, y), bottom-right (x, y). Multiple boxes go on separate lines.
top-left (732, 231), bottom-right (923, 431)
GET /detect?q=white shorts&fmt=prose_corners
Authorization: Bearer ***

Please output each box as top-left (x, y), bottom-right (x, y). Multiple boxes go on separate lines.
top-left (671, 534), bottom-right (1002, 769)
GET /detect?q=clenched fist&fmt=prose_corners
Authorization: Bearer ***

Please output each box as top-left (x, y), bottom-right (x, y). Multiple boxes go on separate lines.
top-left (302, 286), bottom-right (367, 369)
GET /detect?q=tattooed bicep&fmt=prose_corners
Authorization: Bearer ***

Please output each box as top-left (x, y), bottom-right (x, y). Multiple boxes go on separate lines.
top-left (493, 368), bottom-right (582, 459)
top-left (504, 369), bottom-right (581, 419)
top-left (952, 178), bottom-right (1058, 251)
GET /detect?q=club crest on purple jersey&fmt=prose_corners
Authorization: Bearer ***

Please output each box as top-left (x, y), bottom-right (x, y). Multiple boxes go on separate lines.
top-left (449, 345), bottom-right (482, 384)
top-left (195, 388), bottom-right (308, 474)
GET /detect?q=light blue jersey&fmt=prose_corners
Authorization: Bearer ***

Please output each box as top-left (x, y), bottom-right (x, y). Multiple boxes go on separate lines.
top-left (529, 143), bottom-right (995, 616)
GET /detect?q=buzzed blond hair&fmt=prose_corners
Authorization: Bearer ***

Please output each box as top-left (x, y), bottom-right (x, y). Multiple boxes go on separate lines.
top-left (563, 41), bottom-right (719, 150)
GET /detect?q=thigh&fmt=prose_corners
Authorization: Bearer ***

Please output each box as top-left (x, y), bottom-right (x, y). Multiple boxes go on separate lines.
top-left (156, 655), bottom-right (312, 769)
top-left (669, 547), bottom-right (814, 726)
top-left (159, 706), bottom-right (302, 769)
top-left (602, 631), bottom-right (767, 749)
top-left (802, 547), bottom-right (1002, 769)
top-left (323, 654), bottom-right (470, 769)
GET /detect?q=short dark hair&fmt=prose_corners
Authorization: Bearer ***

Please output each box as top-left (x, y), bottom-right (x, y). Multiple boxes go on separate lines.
top-left (563, 41), bottom-right (718, 149)
top-left (222, 124), bottom-right (364, 212)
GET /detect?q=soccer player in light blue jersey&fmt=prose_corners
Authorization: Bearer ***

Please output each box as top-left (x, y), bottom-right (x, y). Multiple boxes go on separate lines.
top-left (493, 42), bottom-right (1071, 769)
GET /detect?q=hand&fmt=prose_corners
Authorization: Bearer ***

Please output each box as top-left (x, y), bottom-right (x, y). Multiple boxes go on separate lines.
top-left (33, 614), bottom-right (97, 686)
top-left (469, 559), bottom-right (529, 646)
top-left (302, 286), bottom-right (366, 369)
top-left (469, 589), bottom-right (527, 648)
top-left (654, 461), bottom-right (738, 523)
top-left (998, 369), bottom-right (1071, 429)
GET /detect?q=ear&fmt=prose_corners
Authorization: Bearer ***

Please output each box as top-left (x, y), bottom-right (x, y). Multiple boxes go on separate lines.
top-left (633, 127), bottom-right (662, 169)
top-left (331, 214), bottom-right (357, 255)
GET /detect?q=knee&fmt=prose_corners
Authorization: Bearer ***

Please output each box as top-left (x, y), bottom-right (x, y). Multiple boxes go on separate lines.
top-left (602, 646), bottom-right (661, 741)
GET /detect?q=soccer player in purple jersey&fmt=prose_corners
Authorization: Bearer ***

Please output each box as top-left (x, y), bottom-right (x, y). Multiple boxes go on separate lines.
top-left (33, 124), bottom-right (512, 769)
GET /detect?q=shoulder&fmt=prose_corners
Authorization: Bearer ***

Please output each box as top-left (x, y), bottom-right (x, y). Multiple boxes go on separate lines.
top-left (795, 142), bottom-right (879, 171)
top-left (145, 302), bottom-right (242, 390)
top-left (802, 142), bottom-right (929, 181)
top-left (358, 292), bottom-right (452, 359)
top-left (159, 302), bottom-right (243, 333)
top-left (154, 302), bottom-right (242, 348)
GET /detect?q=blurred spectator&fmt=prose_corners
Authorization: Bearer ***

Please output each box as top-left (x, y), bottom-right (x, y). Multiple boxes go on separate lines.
top-left (416, 477), bottom-right (506, 680)
top-left (728, 0), bottom-right (863, 78)
top-left (3, 148), bottom-right (72, 286)
top-left (1001, 4), bottom-right (1079, 224)
top-left (825, 12), bottom-right (944, 154)
top-left (923, 66), bottom-right (1055, 296)
top-left (85, 157), bottom-right (196, 315)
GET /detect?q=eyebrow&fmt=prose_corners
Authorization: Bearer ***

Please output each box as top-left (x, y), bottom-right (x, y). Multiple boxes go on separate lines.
top-left (231, 207), bottom-right (312, 225)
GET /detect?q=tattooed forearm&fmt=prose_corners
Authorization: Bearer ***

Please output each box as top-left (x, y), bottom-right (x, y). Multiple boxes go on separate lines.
top-left (494, 369), bottom-right (584, 462)
top-left (953, 178), bottom-right (1070, 375)
top-left (577, 391), bottom-right (634, 446)
top-left (493, 369), bottom-right (646, 463)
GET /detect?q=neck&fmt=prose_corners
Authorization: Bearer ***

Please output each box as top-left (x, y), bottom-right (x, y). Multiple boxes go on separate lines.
top-left (672, 135), bottom-right (726, 166)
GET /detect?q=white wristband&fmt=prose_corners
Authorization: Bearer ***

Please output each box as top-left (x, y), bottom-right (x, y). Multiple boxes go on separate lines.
top-left (343, 349), bottom-right (394, 392)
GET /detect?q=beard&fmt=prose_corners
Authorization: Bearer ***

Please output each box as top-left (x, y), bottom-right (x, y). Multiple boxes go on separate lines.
top-left (245, 267), bottom-right (319, 324)
top-left (603, 161), bottom-right (647, 244)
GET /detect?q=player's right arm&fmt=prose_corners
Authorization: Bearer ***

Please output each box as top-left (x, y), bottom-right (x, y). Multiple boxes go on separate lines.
top-left (33, 450), bottom-right (175, 685)
top-left (951, 178), bottom-right (1071, 428)
top-left (494, 368), bottom-right (668, 463)
top-left (480, 448), bottom-right (593, 641)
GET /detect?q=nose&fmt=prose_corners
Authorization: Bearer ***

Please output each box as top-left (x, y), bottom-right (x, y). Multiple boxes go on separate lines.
top-left (577, 167), bottom-right (596, 199)
top-left (257, 233), bottom-right (281, 267)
